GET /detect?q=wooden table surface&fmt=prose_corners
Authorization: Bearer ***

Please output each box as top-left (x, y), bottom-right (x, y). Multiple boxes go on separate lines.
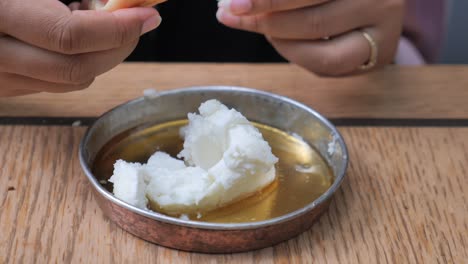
top-left (0, 63), bottom-right (467, 263)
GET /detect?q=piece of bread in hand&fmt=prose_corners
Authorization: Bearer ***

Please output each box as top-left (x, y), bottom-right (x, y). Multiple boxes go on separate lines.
top-left (90, 0), bottom-right (166, 11)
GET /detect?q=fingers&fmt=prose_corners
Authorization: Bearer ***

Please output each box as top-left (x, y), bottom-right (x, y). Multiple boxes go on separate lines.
top-left (217, 0), bottom-right (373, 40)
top-left (100, 0), bottom-right (167, 11)
top-left (219, 0), bottom-right (329, 15)
top-left (0, 36), bottom-right (139, 84)
top-left (68, 2), bottom-right (82, 10)
top-left (81, 0), bottom-right (91, 10)
top-left (217, 0), bottom-right (404, 76)
top-left (0, 88), bottom-right (38, 97)
top-left (0, 0), bottom-right (160, 54)
top-left (0, 73), bottom-right (94, 94)
top-left (268, 29), bottom-right (380, 76)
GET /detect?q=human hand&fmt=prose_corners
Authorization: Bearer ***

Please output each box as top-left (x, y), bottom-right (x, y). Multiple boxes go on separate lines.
top-left (0, 0), bottom-right (161, 97)
top-left (216, 0), bottom-right (404, 76)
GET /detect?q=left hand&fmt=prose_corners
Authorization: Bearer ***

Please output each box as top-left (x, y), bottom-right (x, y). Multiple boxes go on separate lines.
top-left (216, 0), bottom-right (404, 77)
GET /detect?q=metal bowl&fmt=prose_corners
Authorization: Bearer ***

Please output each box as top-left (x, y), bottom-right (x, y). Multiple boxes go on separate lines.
top-left (79, 86), bottom-right (348, 253)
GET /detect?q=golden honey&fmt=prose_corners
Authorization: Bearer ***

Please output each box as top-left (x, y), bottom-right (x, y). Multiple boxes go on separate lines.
top-left (93, 120), bottom-right (333, 223)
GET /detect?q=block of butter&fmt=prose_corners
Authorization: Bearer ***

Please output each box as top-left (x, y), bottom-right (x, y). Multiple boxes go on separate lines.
top-left (109, 100), bottom-right (279, 216)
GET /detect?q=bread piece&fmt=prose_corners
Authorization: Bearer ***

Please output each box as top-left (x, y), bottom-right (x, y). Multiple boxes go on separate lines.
top-left (90, 0), bottom-right (166, 11)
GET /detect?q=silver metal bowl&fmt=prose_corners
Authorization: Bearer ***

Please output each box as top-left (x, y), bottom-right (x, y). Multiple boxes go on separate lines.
top-left (79, 86), bottom-right (348, 253)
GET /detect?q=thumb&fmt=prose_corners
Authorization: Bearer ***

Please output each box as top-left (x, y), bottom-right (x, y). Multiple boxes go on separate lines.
top-left (0, 0), bottom-right (160, 54)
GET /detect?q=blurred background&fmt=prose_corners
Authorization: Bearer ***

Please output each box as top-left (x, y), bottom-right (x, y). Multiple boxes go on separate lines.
top-left (117, 0), bottom-right (468, 65)
top-left (137, 0), bottom-right (468, 65)
top-left (440, 0), bottom-right (468, 63)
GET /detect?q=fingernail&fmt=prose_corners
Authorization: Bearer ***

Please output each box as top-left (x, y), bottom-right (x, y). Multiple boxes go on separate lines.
top-left (218, 0), bottom-right (231, 8)
top-left (141, 15), bottom-right (162, 35)
top-left (216, 7), bottom-right (241, 25)
top-left (216, 8), bottom-right (224, 21)
top-left (230, 0), bottom-right (252, 14)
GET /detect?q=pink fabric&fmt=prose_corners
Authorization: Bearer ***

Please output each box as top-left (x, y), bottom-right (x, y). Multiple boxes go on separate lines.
top-left (395, 37), bottom-right (425, 65)
top-left (397, 0), bottom-right (447, 64)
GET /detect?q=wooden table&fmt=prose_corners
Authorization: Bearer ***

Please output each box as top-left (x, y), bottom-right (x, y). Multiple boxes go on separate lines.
top-left (1, 63), bottom-right (467, 263)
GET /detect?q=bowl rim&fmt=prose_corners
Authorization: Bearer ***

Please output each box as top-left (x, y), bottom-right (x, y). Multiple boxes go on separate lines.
top-left (79, 86), bottom-right (348, 230)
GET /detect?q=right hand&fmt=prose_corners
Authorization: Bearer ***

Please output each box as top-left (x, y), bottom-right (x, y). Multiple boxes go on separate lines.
top-left (0, 0), bottom-right (161, 97)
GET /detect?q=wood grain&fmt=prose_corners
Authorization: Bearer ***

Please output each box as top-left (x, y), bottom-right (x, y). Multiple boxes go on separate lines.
top-left (1, 64), bottom-right (468, 119)
top-left (1, 126), bottom-right (466, 263)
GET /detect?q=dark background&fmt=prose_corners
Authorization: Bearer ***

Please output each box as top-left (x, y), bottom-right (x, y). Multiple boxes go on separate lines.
top-left (61, 0), bottom-right (286, 63)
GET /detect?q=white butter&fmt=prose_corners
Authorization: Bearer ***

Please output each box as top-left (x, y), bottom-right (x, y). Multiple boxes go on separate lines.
top-left (110, 99), bottom-right (279, 216)
top-left (108, 160), bottom-right (148, 209)
top-left (146, 152), bottom-right (186, 171)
